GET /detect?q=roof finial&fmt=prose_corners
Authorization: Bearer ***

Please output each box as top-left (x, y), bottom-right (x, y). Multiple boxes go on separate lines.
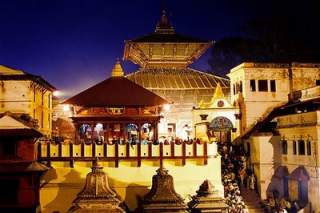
top-left (111, 59), bottom-right (124, 77)
top-left (155, 10), bottom-right (175, 34)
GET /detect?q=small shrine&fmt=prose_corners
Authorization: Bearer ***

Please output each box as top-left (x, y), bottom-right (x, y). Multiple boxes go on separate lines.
top-left (192, 83), bottom-right (240, 143)
top-left (188, 180), bottom-right (227, 212)
top-left (0, 112), bottom-right (48, 212)
top-left (64, 60), bottom-right (168, 145)
top-left (142, 167), bottom-right (188, 212)
top-left (69, 159), bottom-right (125, 213)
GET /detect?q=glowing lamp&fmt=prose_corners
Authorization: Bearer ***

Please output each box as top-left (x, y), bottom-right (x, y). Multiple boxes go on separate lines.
top-left (163, 104), bottom-right (171, 112)
top-left (63, 104), bottom-right (70, 112)
top-left (53, 90), bottom-right (62, 97)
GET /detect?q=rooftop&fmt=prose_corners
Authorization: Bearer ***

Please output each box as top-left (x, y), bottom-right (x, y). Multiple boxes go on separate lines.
top-left (126, 68), bottom-right (229, 90)
top-left (0, 65), bottom-right (56, 91)
top-left (64, 61), bottom-right (168, 107)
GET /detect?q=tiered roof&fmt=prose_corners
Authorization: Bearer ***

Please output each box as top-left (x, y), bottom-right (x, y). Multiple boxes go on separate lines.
top-left (64, 61), bottom-right (168, 107)
top-left (123, 11), bottom-right (213, 68)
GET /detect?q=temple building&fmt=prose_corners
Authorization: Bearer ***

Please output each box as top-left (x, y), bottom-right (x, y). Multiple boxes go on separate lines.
top-left (124, 11), bottom-right (230, 141)
top-left (0, 65), bottom-right (55, 136)
top-left (38, 61), bottom-right (222, 212)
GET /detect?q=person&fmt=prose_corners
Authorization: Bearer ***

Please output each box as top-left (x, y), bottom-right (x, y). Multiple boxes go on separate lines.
top-left (249, 174), bottom-right (255, 190)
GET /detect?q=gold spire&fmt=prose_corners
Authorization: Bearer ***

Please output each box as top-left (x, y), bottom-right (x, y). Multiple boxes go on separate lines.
top-left (213, 83), bottom-right (225, 100)
top-left (155, 10), bottom-right (175, 34)
top-left (209, 83), bottom-right (225, 106)
top-left (111, 59), bottom-right (124, 77)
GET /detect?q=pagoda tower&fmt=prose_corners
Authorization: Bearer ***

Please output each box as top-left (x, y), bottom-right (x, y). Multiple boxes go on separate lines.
top-left (124, 10), bottom-right (212, 69)
top-left (124, 11), bottom-right (230, 140)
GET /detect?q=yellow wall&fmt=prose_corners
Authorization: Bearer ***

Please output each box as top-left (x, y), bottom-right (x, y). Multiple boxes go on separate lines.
top-left (39, 142), bottom-right (223, 212)
top-left (40, 158), bottom-right (223, 212)
top-left (0, 80), bottom-right (53, 136)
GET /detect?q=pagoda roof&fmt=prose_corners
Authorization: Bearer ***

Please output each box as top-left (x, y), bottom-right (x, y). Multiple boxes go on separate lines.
top-left (64, 76), bottom-right (168, 107)
top-left (0, 113), bottom-right (42, 138)
top-left (131, 32), bottom-right (209, 43)
top-left (0, 65), bottom-right (55, 91)
top-left (0, 161), bottom-right (49, 173)
top-left (123, 11), bottom-right (213, 68)
top-left (130, 10), bottom-right (209, 43)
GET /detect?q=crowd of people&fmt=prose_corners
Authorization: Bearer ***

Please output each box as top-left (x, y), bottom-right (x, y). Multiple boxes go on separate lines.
top-left (218, 140), bottom-right (250, 212)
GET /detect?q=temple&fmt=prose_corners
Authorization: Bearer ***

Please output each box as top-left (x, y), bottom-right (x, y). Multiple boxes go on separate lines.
top-left (2, 9), bottom-right (320, 213)
top-left (38, 59), bottom-right (222, 212)
top-left (125, 11), bottom-right (232, 141)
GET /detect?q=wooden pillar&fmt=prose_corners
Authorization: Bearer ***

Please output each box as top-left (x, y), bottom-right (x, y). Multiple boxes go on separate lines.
top-left (160, 142), bottom-right (163, 168)
top-left (203, 142), bottom-right (208, 165)
top-left (46, 143), bottom-right (51, 167)
top-left (148, 143), bottom-right (152, 158)
top-left (182, 142), bottom-right (186, 166)
top-left (105, 123), bottom-right (109, 144)
top-left (58, 143), bottom-right (62, 157)
top-left (92, 142), bottom-right (96, 157)
top-left (115, 143), bottom-right (119, 168)
top-left (81, 143), bottom-right (85, 157)
top-left (103, 143), bottom-right (107, 157)
top-left (137, 123), bottom-right (141, 167)
top-left (74, 123), bottom-right (80, 144)
top-left (37, 142), bottom-right (41, 159)
top-left (154, 121), bottom-right (158, 142)
top-left (193, 141), bottom-right (197, 157)
top-left (170, 142), bottom-right (175, 157)
top-left (69, 143), bottom-right (74, 168)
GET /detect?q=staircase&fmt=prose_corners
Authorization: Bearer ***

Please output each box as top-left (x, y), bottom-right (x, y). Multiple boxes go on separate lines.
top-left (240, 187), bottom-right (265, 213)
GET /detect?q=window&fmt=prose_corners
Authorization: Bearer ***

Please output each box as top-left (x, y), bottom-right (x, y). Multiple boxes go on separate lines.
top-left (307, 140), bottom-right (311, 155)
top-left (233, 84), bottom-right (236, 95)
top-left (316, 80), bottom-right (320, 86)
top-left (250, 80), bottom-right (256, 91)
top-left (298, 140), bottom-right (305, 155)
top-left (258, 80), bottom-right (268, 91)
top-left (281, 140), bottom-right (288, 155)
top-left (270, 80), bottom-right (276, 92)
top-left (239, 81), bottom-right (243, 93)
top-left (293, 140), bottom-right (297, 155)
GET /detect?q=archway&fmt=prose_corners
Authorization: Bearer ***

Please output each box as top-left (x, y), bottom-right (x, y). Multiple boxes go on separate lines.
top-left (289, 166), bottom-right (309, 205)
top-left (208, 116), bottom-right (233, 143)
top-left (267, 166), bottom-right (289, 198)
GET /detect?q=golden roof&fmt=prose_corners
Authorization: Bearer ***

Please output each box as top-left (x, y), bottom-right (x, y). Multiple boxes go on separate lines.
top-left (126, 68), bottom-right (229, 90)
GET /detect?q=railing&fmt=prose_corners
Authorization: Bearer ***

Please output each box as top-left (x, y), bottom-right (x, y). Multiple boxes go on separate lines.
top-left (37, 142), bottom-right (217, 168)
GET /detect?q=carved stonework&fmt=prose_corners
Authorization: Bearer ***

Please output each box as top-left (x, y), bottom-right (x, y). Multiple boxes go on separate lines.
top-left (142, 167), bottom-right (188, 213)
top-left (69, 160), bottom-right (125, 213)
top-left (188, 180), bottom-right (227, 213)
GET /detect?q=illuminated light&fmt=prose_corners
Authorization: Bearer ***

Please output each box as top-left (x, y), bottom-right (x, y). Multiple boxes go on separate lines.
top-left (53, 90), bottom-right (62, 97)
top-left (95, 123), bottom-right (103, 132)
top-left (163, 104), bottom-right (171, 112)
top-left (63, 104), bottom-right (70, 112)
